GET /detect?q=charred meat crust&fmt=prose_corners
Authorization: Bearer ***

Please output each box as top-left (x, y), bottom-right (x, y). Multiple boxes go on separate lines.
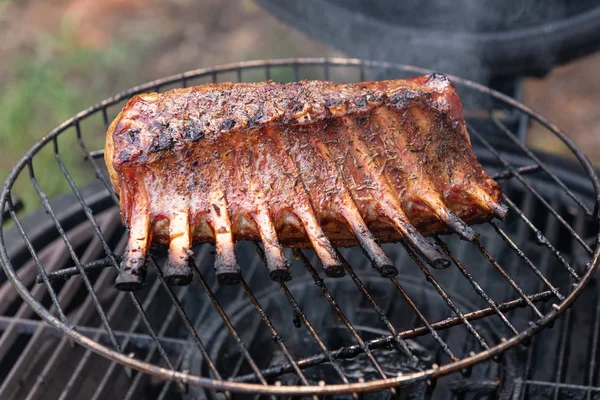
top-left (105, 74), bottom-right (505, 290)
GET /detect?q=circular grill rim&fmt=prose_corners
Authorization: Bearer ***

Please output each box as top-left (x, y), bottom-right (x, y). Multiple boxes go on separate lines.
top-left (0, 57), bottom-right (599, 396)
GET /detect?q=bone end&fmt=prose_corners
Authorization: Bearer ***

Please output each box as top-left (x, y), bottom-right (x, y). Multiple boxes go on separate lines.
top-left (164, 210), bottom-right (193, 285)
top-left (444, 210), bottom-right (479, 242)
top-left (430, 256), bottom-right (451, 269)
top-left (292, 207), bottom-right (344, 277)
top-left (115, 211), bottom-right (150, 291)
top-left (116, 255), bottom-right (146, 291)
top-left (413, 234), bottom-right (450, 269)
top-left (209, 191), bottom-right (242, 285)
top-left (466, 186), bottom-right (509, 221)
top-left (323, 261), bottom-right (345, 277)
top-left (342, 209), bottom-right (397, 277)
top-left (163, 257), bottom-right (193, 286)
top-left (269, 264), bottom-right (292, 282)
top-left (491, 202), bottom-right (509, 220)
top-left (214, 228), bottom-right (241, 285)
top-left (385, 210), bottom-right (450, 269)
top-left (253, 208), bottom-right (292, 282)
top-left (405, 226), bottom-right (450, 269)
top-left (216, 263), bottom-right (241, 285)
top-left (264, 248), bottom-right (292, 281)
top-left (373, 258), bottom-right (398, 277)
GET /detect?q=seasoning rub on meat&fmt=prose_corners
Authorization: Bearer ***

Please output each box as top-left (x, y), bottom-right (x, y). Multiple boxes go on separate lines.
top-left (105, 73), bottom-right (506, 290)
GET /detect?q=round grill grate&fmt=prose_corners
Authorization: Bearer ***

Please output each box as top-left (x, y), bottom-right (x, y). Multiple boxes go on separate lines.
top-left (0, 58), bottom-right (599, 397)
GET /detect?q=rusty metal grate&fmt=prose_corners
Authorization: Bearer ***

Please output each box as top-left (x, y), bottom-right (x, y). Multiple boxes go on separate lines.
top-left (0, 58), bottom-right (599, 397)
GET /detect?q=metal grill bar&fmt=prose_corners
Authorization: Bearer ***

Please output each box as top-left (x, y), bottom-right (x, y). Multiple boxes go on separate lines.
top-left (491, 116), bottom-right (592, 216)
top-left (35, 256), bottom-right (115, 283)
top-left (389, 276), bottom-right (458, 361)
top-left (75, 113), bottom-right (233, 394)
top-left (492, 164), bottom-right (541, 180)
top-left (522, 380), bottom-right (600, 395)
top-left (336, 251), bottom-right (422, 368)
top-left (58, 289), bottom-right (127, 400)
top-left (1, 58), bottom-right (598, 396)
top-left (511, 185), bottom-right (538, 310)
top-left (147, 256), bottom-right (224, 381)
top-left (0, 313), bottom-right (196, 350)
top-left (226, 311), bottom-right (263, 381)
top-left (1, 195), bottom-right (22, 224)
top-left (471, 238), bottom-right (544, 319)
top-left (359, 63), bottom-right (366, 82)
top-left (27, 161), bottom-right (123, 353)
top-left (188, 245), bottom-right (241, 321)
top-left (434, 237), bottom-right (518, 336)
top-left (175, 246), bottom-right (240, 400)
top-left (54, 134), bottom-right (179, 375)
top-left (240, 276), bottom-right (312, 387)
top-left (503, 195), bottom-right (579, 280)
top-left (402, 243), bottom-right (490, 350)
top-left (26, 263), bottom-right (120, 400)
top-left (74, 120), bottom-right (120, 205)
top-left (0, 234), bottom-right (74, 358)
top-left (277, 278), bottom-right (354, 386)
top-left (552, 308), bottom-right (573, 400)
top-left (101, 107), bottom-right (110, 129)
top-left (123, 286), bottom-right (188, 400)
top-left (586, 286), bottom-right (600, 400)
top-left (0, 289), bottom-right (552, 388)
top-left (0, 216), bottom-right (114, 399)
top-left (89, 278), bottom-right (165, 400)
top-left (517, 325), bottom-right (537, 397)
top-left (156, 350), bottom-right (187, 400)
top-left (490, 221), bottom-right (564, 300)
top-left (253, 245), bottom-right (353, 388)
top-left (468, 124), bottom-right (592, 255)
top-left (233, 291), bottom-right (553, 383)
top-left (57, 221), bottom-right (129, 400)
top-left (519, 194), bottom-right (589, 400)
top-left (6, 198), bottom-right (69, 326)
top-left (188, 260), bottom-right (271, 387)
top-left (296, 249), bottom-right (395, 391)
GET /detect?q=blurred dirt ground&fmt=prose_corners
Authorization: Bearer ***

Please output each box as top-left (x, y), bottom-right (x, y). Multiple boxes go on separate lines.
top-left (0, 0), bottom-right (598, 210)
top-left (0, 0), bottom-right (340, 83)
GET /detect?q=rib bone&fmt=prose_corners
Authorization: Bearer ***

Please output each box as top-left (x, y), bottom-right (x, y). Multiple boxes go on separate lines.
top-left (105, 74), bottom-right (505, 289)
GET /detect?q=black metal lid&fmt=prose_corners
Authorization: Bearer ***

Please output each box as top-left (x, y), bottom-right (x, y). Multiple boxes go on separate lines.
top-left (257, 0), bottom-right (600, 80)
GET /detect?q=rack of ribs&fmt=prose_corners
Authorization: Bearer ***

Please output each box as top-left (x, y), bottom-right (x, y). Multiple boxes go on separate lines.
top-left (105, 73), bottom-right (506, 291)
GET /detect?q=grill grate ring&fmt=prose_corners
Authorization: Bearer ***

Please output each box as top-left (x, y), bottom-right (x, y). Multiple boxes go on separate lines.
top-left (0, 58), bottom-right (599, 397)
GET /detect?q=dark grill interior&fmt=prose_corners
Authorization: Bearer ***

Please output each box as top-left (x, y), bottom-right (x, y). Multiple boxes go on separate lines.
top-left (0, 59), bottom-right (599, 399)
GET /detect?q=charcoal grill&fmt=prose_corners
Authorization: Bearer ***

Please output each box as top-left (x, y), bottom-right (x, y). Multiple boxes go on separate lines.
top-left (0, 58), bottom-right (599, 398)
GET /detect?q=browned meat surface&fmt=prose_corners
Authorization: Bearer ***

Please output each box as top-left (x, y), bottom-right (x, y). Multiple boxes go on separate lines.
top-left (105, 73), bottom-right (506, 290)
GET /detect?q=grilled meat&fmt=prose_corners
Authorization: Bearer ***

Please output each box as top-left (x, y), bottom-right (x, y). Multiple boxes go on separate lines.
top-left (105, 73), bottom-right (506, 290)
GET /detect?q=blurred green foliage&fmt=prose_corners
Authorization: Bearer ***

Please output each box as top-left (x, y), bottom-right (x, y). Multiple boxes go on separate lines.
top-left (0, 23), bottom-right (140, 213)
